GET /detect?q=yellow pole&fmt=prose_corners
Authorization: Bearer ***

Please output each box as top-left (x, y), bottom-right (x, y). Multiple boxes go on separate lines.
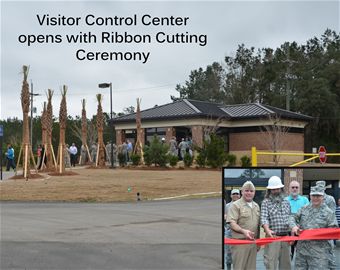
top-left (251, 146), bottom-right (257, 167)
top-left (290, 156), bottom-right (319, 167)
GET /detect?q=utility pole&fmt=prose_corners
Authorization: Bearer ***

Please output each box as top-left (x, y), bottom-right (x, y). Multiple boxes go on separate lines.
top-left (284, 43), bottom-right (297, 111)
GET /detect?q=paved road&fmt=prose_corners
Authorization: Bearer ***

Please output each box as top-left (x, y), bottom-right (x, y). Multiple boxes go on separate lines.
top-left (1, 199), bottom-right (222, 270)
top-left (1, 199), bottom-right (339, 270)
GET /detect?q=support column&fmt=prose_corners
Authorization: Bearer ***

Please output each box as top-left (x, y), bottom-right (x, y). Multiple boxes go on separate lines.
top-left (191, 126), bottom-right (203, 148)
top-left (165, 127), bottom-right (176, 143)
top-left (116, 130), bottom-right (126, 145)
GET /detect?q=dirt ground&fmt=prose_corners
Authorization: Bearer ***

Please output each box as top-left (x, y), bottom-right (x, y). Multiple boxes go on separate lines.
top-left (0, 168), bottom-right (221, 202)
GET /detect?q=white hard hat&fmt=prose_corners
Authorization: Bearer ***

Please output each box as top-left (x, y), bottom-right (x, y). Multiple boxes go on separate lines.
top-left (267, 176), bottom-right (284, 189)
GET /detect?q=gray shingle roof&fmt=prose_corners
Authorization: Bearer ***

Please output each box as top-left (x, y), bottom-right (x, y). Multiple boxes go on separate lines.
top-left (112, 99), bottom-right (312, 123)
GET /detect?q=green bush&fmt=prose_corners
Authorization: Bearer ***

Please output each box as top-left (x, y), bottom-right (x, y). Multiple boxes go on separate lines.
top-left (240, 155), bottom-right (251, 167)
top-left (205, 134), bottom-right (228, 168)
top-left (118, 153), bottom-right (126, 167)
top-left (195, 148), bottom-right (207, 167)
top-left (183, 153), bottom-right (193, 167)
top-left (143, 135), bottom-right (169, 167)
top-left (169, 155), bottom-right (178, 167)
top-left (227, 154), bottom-right (237, 166)
top-left (130, 154), bottom-right (141, 166)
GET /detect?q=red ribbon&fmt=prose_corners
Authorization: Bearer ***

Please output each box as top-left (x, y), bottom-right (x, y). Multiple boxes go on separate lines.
top-left (225, 228), bottom-right (340, 246)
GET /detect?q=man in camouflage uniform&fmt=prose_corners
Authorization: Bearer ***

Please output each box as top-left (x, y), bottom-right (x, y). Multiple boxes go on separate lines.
top-left (316, 180), bottom-right (337, 269)
top-left (289, 185), bottom-right (338, 270)
top-left (105, 142), bottom-right (112, 164)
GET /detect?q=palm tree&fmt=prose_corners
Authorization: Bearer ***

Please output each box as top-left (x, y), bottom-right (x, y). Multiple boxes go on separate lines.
top-left (57, 85), bottom-right (67, 173)
top-left (134, 98), bottom-right (144, 164)
top-left (20, 65), bottom-right (31, 177)
top-left (81, 99), bottom-right (91, 163)
top-left (46, 89), bottom-right (56, 169)
top-left (96, 94), bottom-right (106, 167)
top-left (41, 102), bottom-right (47, 146)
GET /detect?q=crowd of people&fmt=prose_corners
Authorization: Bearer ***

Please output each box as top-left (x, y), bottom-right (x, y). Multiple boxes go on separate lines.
top-left (224, 177), bottom-right (339, 270)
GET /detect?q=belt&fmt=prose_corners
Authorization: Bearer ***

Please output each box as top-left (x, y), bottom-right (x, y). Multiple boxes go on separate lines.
top-left (275, 232), bottom-right (289, 236)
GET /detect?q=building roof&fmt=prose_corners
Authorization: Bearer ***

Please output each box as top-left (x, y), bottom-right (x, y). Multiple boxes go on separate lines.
top-left (112, 99), bottom-right (312, 124)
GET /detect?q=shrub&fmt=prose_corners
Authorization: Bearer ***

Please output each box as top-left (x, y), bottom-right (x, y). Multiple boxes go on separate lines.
top-left (205, 134), bottom-right (228, 168)
top-left (183, 153), bottom-right (193, 167)
top-left (226, 154), bottom-right (237, 166)
top-left (130, 154), bottom-right (141, 166)
top-left (169, 155), bottom-right (178, 167)
top-left (195, 148), bottom-right (207, 167)
top-left (240, 155), bottom-right (251, 167)
top-left (143, 135), bottom-right (169, 167)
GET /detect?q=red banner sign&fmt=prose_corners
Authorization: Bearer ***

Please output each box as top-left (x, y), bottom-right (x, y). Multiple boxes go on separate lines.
top-left (225, 228), bottom-right (340, 246)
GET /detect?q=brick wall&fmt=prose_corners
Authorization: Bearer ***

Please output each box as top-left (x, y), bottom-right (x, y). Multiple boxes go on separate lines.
top-left (165, 127), bottom-right (176, 143)
top-left (229, 132), bottom-right (304, 151)
top-left (191, 126), bottom-right (203, 147)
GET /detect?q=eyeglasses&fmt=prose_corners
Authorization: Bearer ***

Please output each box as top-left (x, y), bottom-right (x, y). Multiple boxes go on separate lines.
top-left (291, 186), bottom-right (299, 189)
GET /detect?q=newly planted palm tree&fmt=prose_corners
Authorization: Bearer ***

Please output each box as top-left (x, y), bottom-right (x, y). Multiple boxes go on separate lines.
top-left (46, 89), bottom-right (56, 169)
top-left (80, 99), bottom-right (91, 163)
top-left (96, 94), bottom-right (106, 167)
top-left (20, 65), bottom-right (31, 177)
top-left (134, 98), bottom-right (144, 164)
top-left (41, 102), bottom-right (47, 146)
top-left (57, 85), bottom-right (67, 173)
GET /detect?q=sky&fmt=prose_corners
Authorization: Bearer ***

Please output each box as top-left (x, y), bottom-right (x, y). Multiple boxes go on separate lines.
top-left (1, 0), bottom-right (339, 120)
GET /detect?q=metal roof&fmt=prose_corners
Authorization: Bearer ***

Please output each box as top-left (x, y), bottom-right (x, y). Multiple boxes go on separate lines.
top-left (112, 99), bottom-right (312, 123)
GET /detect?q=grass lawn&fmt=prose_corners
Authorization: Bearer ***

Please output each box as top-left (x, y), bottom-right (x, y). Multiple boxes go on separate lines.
top-left (0, 168), bottom-right (221, 202)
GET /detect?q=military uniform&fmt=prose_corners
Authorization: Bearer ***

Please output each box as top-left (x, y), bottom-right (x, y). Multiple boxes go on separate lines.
top-left (227, 196), bottom-right (260, 270)
top-left (289, 201), bottom-right (338, 269)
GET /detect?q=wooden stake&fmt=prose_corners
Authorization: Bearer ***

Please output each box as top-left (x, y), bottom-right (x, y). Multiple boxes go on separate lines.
top-left (24, 144), bottom-right (28, 179)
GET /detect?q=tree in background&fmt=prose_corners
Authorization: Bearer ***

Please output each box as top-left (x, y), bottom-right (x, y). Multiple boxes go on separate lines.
top-left (174, 29), bottom-right (340, 155)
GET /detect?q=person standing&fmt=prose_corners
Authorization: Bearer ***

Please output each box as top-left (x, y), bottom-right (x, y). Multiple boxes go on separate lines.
top-left (261, 176), bottom-right (291, 270)
top-left (90, 143), bottom-right (97, 164)
top-left (336, 198), bottom-right (340, 227)
top-left (316, 180), bottom-right (337, 269)
top-left (289, 185), bottom-right (338, 270)
top-left (5, 144), bottom-right (16, 172)
top-left (126, 140), bottom-right (133, 162)
top-left (224, 189), bottom-right (241, 270)
top-left (178, 138), bottom-right (187, 160)
top-left (169, 136), bottom-right (178, 156)
top-left (36, 144), bottom-right (42, 168)
top-left (69, 143), bottom-right (78, 167)
top-left (227, 181), bottom-right (260, 270)
top-left (105, 141), bottom-right (112, 164)
top-left (285, 180), bottom-right (309, 259)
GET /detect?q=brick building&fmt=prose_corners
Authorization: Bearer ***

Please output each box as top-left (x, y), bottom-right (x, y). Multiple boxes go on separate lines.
top-left (112, 99), bottom-right (312, 165)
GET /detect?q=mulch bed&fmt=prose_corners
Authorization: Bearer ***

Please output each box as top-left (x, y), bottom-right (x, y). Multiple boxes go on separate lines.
top-left (48, 171), bottom-right (79, 176)
top-left (9, 174), bottom-right (44, 180)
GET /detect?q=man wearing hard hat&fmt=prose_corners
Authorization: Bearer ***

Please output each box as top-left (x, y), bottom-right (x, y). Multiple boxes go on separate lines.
top-left (261, 176), bottom-right (291, 270)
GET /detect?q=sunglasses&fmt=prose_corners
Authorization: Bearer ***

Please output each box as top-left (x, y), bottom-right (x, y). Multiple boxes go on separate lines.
top-left (232, 193), bottom-right (240, 195)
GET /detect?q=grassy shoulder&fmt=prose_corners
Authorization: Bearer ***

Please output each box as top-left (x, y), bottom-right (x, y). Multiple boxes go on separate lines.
top-left (0, 168), bottom-right (221, 202)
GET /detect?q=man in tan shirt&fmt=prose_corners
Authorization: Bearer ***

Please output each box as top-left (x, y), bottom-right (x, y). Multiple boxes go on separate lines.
top-left (227, 181), bottom-right (260, 270)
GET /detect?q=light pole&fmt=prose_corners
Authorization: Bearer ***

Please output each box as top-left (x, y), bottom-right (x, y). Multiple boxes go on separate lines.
top-left (30, 81), bottom-right (41, 148)
top-left (98, 82), bottom-right (114, 168)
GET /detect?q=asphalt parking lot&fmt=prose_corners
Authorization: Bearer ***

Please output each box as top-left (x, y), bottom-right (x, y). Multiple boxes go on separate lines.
top-left (1, 199), bottom-right (339, 270)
